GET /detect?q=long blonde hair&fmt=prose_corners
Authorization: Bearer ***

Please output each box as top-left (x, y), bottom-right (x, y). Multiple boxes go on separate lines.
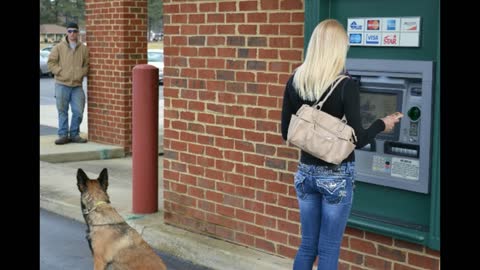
top-left (293, 19), bottom-right (349, 101)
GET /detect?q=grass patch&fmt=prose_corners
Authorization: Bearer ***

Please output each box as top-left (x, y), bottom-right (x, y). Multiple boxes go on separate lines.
top-left (148, 42), bottom-right (164, 49)
top-left (40, 43), bottom-right (55, 49)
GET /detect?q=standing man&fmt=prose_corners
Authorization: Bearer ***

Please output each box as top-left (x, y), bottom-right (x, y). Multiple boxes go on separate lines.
top-left (48, 22), bottom-right (89, 145)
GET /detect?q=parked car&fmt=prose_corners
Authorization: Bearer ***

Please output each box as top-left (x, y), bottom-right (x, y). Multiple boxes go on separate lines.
top-left (150, 32), bottom-right (164, 42)
top-left (40, 50), bottom-right (52, 77)
top-left (41, 46), bottom-right (53, 53)
top-left (147, 49), bottom-right (164, 85)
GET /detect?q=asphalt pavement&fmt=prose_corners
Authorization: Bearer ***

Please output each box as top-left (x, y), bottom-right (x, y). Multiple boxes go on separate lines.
top-left (41, 209), bottom-right (212, 270)
top-left (40, 125), bottom-right (58, 136)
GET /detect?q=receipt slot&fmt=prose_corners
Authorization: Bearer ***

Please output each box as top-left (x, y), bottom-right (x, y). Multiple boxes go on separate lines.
top-left (346, 59), bottom-right (434, 194)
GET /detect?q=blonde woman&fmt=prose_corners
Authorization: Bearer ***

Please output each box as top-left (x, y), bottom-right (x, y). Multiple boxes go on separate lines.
top-left (281, 19), bottom-right (401, 270)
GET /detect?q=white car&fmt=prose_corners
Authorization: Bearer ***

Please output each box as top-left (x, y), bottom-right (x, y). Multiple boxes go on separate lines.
top-left (41, 46), bottom-right (53, 53)
top-left (147, 49), bottom-right (164, 85)
top-left (40, 50), bottom-right (52, 77)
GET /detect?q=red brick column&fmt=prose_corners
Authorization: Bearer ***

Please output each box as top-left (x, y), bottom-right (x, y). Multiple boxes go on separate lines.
top-left (84, 0), bottom-right (148, 153)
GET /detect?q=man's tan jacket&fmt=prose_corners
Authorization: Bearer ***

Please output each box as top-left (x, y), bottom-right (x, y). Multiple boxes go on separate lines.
top-left (47, 36), bottom-right (89, 87)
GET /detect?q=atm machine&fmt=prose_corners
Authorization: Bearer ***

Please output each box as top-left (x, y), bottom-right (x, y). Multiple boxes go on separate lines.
top-left (346, 59), bottom-right (434, 193)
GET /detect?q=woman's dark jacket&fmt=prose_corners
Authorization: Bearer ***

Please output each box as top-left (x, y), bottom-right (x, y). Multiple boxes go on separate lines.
top-left (281, 75), bottom-right (385, 166)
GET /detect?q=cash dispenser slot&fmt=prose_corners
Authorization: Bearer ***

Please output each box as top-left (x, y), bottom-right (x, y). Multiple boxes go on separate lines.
top-left (384, 141), bottom-right (419, 158)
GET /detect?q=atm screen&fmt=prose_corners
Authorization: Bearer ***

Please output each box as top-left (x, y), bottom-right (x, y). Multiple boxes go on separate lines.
top-left (359, 89), bottom-right (402, 138)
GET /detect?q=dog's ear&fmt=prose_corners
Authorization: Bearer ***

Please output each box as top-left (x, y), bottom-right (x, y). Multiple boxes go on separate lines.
top-left (98, 168), bottom-right (109, 192)
top-left (77, 168), bottom-right (89, 192)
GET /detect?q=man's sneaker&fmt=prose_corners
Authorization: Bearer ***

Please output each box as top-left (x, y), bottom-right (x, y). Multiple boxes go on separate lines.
top-left (55, 136), bottom-right (70, 145)
top-left (70, 135), bottom-right (88, 143)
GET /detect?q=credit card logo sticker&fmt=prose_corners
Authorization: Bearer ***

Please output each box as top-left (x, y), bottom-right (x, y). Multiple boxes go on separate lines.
top-left (386, 19), bottom-right (396, 30)
top-left (365, 34), bottom-right (380, 45)
top-left (350, 21), bottom-right (363, 30)
top-left (383, 34), bottom-right (398, 45)
top-left (403, 22), bottom-right (417, 31)
top-left (367, 20), bottom-right (380, 30)
top-left (347, 17), bottom-right (420, 47)
top-left (349, 33), bottom-right (362, 44)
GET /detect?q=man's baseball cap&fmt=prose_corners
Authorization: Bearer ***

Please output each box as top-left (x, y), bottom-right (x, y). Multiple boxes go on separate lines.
top-left (66, 22), bottom-right (79, 29)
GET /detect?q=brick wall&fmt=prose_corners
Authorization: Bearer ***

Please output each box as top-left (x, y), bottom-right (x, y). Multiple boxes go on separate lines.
top-left (85, 0), bottom-right (148, 152)
top-left (163, 0), bottom-right (304, 258)
top-left (162, 0), bottom-right (440, 269)
top-left (339, 228), bottom-right (440, 270)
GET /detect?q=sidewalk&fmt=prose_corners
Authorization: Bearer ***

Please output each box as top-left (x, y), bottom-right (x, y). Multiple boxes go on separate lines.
top-left (40, 111), bottom-right (293, 270)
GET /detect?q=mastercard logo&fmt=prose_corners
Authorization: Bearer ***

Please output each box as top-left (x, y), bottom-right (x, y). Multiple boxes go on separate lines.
top-left (367, 20), bottom-right (380, 30)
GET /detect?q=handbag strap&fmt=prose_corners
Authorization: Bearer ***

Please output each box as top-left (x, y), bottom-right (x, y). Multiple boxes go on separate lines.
top-left (314, 75), bottom-right (348, 109)
top-left (313, 75), bottom-right (358, 143)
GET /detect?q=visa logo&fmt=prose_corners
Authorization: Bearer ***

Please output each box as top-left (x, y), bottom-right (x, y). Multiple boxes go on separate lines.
top-left (365, 34), bottom-right (380, 44)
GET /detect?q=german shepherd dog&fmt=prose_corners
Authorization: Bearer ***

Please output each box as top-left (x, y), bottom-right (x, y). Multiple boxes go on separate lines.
top-left (77, 168), bottom-right (167, 270)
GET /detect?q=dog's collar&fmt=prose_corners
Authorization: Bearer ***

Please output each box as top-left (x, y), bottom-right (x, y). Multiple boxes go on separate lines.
top-left (90, 221), bottom-right (128, 227)
top-left (82, 200), bottom-right (108, 215)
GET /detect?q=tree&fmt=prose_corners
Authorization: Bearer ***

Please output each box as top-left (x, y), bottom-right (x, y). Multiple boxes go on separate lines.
top-left (40, 0), bottom-right (56, 24)
top-left (40, 0), bottom-right (85, 27)
top-left (41, 0), bottom-right (161, 33)
top-left (148, 0), bottom-right (163, 33)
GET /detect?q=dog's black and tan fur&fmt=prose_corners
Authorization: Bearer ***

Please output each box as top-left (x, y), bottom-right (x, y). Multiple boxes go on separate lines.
top-left (77, 168), bottom-right (167, 270)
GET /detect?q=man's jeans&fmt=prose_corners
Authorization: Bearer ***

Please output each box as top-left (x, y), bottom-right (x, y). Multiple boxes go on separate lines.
top-left (55, 83), bottom-right (85, 138)
top-left (293, 162), bottom-right (355, 270)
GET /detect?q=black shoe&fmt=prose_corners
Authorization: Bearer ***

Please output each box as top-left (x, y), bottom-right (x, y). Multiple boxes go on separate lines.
top-left (55, 136), bottom-right (70, 145)
top-left (70, 135), bottom-right (88, 143)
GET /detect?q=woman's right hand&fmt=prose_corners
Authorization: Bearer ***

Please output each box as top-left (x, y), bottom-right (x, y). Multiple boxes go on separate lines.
top-left (381, 112), bottom-right (403, 132)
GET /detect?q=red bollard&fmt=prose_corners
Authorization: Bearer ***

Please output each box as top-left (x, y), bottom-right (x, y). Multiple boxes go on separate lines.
top-left (132, 64), bottom-right (159, 214)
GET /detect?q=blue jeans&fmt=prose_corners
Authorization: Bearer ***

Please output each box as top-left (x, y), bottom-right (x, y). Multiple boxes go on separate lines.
top-left (55, 83), bottom-right (85, 137)
top-left (293, 162), bottom-right (355, 270)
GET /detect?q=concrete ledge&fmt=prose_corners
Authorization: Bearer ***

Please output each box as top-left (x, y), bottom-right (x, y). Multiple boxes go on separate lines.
top-left (40, 135), bottom-right (125, 163)
top-left (40, 149), bottom-right (125, 163)
top-left (40, 196), bottom-right (83, 222)
top-left (144, 222), bottom-right (293, 270)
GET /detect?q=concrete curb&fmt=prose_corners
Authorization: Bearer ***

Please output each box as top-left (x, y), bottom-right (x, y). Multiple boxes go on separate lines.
top-left (40, 148), bottom-right (126, 163)
top-left (144, 225), bottom-right (293, 270)
top-left (40, 135), bottom-right (125, 163)
top-left (40, 134), bottom-right (164, 163)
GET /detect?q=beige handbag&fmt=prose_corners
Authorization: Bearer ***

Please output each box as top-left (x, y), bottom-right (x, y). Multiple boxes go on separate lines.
top-left (287, 76), bottom-right (357, 165)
